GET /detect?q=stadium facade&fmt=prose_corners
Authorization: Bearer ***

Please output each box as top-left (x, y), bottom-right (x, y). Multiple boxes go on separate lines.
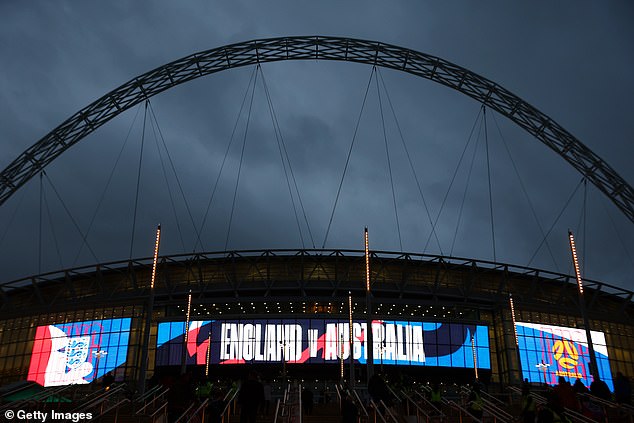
top-left (0, 249), bottom-right (632, 391)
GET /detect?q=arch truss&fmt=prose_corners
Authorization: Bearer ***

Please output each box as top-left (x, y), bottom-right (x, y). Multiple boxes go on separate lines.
top-left (1, 36), bottom-right (632, 222)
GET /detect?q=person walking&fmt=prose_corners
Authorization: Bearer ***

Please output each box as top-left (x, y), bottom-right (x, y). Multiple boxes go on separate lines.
top-left (520, 383), bottom-right (536, 423)
top-left (614, 372), bottom-right (632, 405)
top-left (238, 371), bottom-right (264, 423)
top-left (467, 383), bottom-right (483, 422)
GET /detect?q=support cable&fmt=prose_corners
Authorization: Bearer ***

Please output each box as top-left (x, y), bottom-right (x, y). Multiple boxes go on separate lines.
top-left (490, 112), bottom-right (560, 272)
top-left (259, 67), bottom-right (307, 249)
top-left (197, 67), bottom-right (258, 250)
top-left (527, 177), bottom-right (585, 267)
top-left (148, 113), bottom-right (186, 252)
top-left (601, 196), bottom-right (634, 271)
top-left (571, 179), bottom-right (588, 277)
top-left (42, 181), bottom-right (64, 270)
top-left (225, 65), bottom-right (259, 250)
top-left (450, 117), bottom-right (483, 256)
top-left (483, 107), bottom-right (497, 262)
top-left (322, 66), bottom-right (376, 248)
top-left (73, 103), bottom-right (142, 266)
top-left (43, 171), bottom-right (99, 263)
top-left (375, 73), bottom-right (403, 251)
top-left (147, 101), bottom-right (203, 251)
top-left (129, 101), bottom-right (148, 259)
top-left (0, 184), bottom-right (27, 248)
top-left (377, 69), bottom-right (443, 253)
top-left (423, 106), bottom-right (484, 255)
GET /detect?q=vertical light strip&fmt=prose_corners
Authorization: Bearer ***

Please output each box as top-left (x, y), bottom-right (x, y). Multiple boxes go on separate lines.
top-left (568, 229), bottom-right (599, 381)
top-left (348, 291), bottom-right (355, 388)
top-left (205, 330), bottom-right (211, 377)
top-left (509, 294), bottom-right (519, 346)
top-left (340, 334), bottom-right (345, 380)
top-left (471, 335), bottom-right (479, 380)
top-left (150, 225), bottom-right (161, 289)
top-left (365, 227), bottom-right (370, 292)
top-left (568, 231), bottom-right (584, 294)
top-left (364, 227), bottom-right (374, 380)
top-left (184, 290), bottom-right (192, 345)
top-left (139, 224), bottom-right (161, 393)
top-left (348, 291), bottom-right (353, 353)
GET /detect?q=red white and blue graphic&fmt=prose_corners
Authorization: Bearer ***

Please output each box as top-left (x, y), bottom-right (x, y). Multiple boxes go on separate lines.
top-left (516, 322), bottom-right (613, 390)
top-left (156, 319), bottom-right (490, 369)
top-left (27, 318), bottom-right (131, 387)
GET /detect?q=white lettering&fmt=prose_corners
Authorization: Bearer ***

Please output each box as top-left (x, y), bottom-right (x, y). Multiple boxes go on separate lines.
top-left (220, 324), bottom-right (231, 360)
top-left (412, 325), bottom-right (425, 363)
top-left (325, 324), bottom-right (338, 360)
top-left (242, 324), bottom-right (254, 361)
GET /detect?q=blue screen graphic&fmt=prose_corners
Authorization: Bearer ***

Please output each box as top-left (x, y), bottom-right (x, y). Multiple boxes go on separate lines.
top-left (156, 318), bottom-right (490, 370)
top-left (516, 322), bottom-right (613, 390)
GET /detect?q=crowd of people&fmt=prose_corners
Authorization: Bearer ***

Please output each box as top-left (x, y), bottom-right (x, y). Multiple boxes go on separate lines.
top-left (519, 374), bottom-right (632, 423)
top-left (148, 370), bottom-right (631, 423)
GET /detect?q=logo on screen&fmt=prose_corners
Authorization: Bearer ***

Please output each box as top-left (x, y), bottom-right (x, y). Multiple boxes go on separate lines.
top-left (28, 319), bottom-right (131, 387)
top-left (552, 339), bottom-right (578, 370)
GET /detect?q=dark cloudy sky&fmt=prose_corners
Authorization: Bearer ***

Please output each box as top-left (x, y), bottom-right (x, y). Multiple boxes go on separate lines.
top-left (1, 1), bottom-right (633, 292)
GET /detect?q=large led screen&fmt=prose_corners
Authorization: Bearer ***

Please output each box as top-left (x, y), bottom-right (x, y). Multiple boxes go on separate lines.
top-left (156, 319), bottom-right (490, 370)
top-left (27, 318), bottom-right (131, 387)
top-left (516, 322), bottom-right (613, 390)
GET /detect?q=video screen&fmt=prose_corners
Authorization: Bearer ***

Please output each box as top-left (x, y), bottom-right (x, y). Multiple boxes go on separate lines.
top-left (27, 318), bottom-right (131, 387)
top-left (156, 318), bottom-right (490, 369)
top-left (516, 322), bottom-right (613, 390)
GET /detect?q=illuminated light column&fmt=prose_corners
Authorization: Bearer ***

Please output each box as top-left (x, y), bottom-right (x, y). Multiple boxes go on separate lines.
top-left (471, 335), bottom-right (479, 381)
top-left (340, 334), bottom-right (345, 382)
top-left (568, 230), bottom-right (600, 382)
top-left (364, 227), bottom-right (374, 381)
top-left (205, 330), bottom-right (211, 377)
top-left (139, 224), bottom-right (161, 394)
top-left (509, 294), bottom-right (523, 382)
top-left (348, 291), bottom-right (355, 389)
top-left (181, 289), bottom-right (192, 375)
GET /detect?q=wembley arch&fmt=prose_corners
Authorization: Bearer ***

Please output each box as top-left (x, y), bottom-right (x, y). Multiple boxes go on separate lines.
top-left (1, 35), bottom-right (633, 223)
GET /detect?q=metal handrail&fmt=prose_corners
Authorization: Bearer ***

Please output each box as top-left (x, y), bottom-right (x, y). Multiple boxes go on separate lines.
top-left (95, 397), bottom-right (130, 419)
top-left (580, 391), bottom-right (634, 414)
top-left (273, 398), bottom-right (281, 423)
top-left (135, 386), bottom-right (169, 415)
top-left (480, 388), bottom-right (508, 408)
top-left (446, 399), bottom-right (483, 423)
top-left (298, 383), bottom-right (303, 423)
top-left (369, 399), bottom-right (388, 423)
top-left (509, 385), bottom-right (599, 423)
top-left (459, 385), bottom-right (513, 423)
top-left (401, 390), bottom-right (437, 422)
top-left (148, 402), bottom-right (168, 423)
top-left (174, 401), bottom-right (197, 423)
top-left (72, 383), bottom-right (127, 413)
top-left (0, 383), bottom-right (74, 411)
top-left (186, 398), bottom-right (209, 423)
top-left (335, 383), bottom-right (342, 405)
top-left (134, 384), bottom-right (162, 403)
top-left (386, 384), bottom-right (401, 405)
top-left (220, 386), bottom-right (240, 423)
top-left (352, 388), bottom-right (369, 418)
top-left (414, 390), bottom-right (444, 416)
top-left (379, 399), bottom-right (399, 423)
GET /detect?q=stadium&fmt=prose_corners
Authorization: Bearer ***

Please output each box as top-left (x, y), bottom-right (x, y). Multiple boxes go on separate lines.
top-left (1, 36), bottom-right (633, 421)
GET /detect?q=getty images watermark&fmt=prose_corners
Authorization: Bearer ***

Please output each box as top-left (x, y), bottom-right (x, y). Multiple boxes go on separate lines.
top-left (4, 410), bottom-right (92, 422)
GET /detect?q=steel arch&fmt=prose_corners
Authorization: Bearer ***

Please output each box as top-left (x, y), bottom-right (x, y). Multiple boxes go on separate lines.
top-left (1, 36), bottom-right (632, 222)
